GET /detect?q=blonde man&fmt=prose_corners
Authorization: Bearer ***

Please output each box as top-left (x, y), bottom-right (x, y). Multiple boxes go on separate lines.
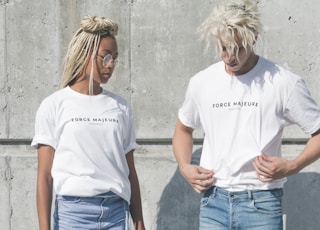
top-left (173, 0), bottom-right (320, 229)
top-left (32, 16), bottom-right (145, 230)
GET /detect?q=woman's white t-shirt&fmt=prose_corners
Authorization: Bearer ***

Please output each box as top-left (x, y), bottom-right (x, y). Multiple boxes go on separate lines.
top-left (32, 86), bottom-right (138, 202)
top-left (179, 56), bottom-right (320, 191)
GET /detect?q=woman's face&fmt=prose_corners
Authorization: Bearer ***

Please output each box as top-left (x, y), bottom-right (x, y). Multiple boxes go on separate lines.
top-left (86, 36), bottom-right (118, 85)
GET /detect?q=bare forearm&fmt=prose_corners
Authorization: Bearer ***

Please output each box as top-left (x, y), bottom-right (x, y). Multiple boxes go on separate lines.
top-left (126, 151), bottom-right (145, 230)
top-left (172, 120), bottom-right (194, 169)
top-left (292, 133), bottom-right (320, 173)
top-left (37, 145), bottom-right (54, 230)
top-left (37, 176), bottom-right (53, 230)
top-left (254, 132), bottom-right (320, 182)
top-left (129, 174), bottom-right (145, 230)
top-left (172, 120), bottom-right (215, 193)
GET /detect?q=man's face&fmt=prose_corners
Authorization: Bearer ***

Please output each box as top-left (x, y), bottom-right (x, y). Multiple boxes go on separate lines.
top-left (218, 35), bottom-right (256, 76)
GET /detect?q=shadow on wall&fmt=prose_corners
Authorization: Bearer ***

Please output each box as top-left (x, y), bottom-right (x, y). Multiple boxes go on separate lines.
top-left (156, 148), bottom-right (203, 230)
top-left (156, 147), bottom-right (320, 230)
top-left (283, 172), bottom-right (320, 230)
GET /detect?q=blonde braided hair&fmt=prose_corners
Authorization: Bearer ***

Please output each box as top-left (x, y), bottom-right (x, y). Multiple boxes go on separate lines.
top-left (60, 15), bottom-right (118, 93)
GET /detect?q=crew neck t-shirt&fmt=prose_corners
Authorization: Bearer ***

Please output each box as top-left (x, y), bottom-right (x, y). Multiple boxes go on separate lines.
top-left (32, 86), bottom-right (138, 202)
top-left (179, 56), bottom-right (320, 191)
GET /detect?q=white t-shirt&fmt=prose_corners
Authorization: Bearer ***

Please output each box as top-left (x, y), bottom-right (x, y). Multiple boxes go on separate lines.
top-left (31, 86), bottom-right (138, 202)
top-left (179, 56), bottom-right (320, 191)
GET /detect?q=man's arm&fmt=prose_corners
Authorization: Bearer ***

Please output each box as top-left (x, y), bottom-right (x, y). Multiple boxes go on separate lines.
top-left (172, 119), bottom-right (214, 193)
top-left (254, 129), bottom-right (320, 181)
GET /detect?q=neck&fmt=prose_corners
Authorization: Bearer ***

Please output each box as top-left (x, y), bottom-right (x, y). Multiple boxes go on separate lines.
top-left (70, 80), bottom-right (102, 95)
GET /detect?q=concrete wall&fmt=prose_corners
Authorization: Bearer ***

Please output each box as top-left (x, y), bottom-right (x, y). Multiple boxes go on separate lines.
top-left (0, 0), bottom-right (320, 229)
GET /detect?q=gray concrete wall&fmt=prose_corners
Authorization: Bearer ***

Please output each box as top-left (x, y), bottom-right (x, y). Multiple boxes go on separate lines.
top-left (0, 0), bottom-right (320, 229)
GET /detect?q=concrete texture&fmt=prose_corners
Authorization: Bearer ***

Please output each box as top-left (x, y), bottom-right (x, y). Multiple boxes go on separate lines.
top-left (1, 0), bottom-right (320, 229)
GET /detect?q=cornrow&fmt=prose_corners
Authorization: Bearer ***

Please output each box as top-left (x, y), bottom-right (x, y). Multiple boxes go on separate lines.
top-left (60, 16), bottom-right (118, 91)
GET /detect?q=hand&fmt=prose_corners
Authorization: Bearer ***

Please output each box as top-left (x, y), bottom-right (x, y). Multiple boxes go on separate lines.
top-left (179, 164), bottom-right (215, 194)
top-left (253, 153), bottom-right (293, 182)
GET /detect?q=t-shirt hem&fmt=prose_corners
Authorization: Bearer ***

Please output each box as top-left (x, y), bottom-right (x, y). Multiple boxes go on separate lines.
top-left (31, 136), bottom-right (56, 149)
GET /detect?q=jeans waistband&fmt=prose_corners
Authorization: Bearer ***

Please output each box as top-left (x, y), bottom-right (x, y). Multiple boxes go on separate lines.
top-left (56, 191), bottom-right (117, 201)
top-left (204, 186), bottom-right (283, 200)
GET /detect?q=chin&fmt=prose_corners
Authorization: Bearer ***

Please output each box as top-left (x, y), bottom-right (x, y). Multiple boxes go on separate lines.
top-left (100, 78), bottom-right (110, 84)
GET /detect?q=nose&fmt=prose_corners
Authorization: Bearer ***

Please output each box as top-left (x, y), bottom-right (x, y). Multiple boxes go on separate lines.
top-left (224, 52), bottom-right (235, 62)
top-left (105, 61), bottom-right (116, 68)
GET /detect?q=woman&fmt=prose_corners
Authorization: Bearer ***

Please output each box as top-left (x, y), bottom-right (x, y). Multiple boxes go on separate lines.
top-left (32, 15), bottom-right (145, 230)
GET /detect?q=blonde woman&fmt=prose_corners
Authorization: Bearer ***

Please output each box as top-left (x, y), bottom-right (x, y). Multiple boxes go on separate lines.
top-left (32, 16), bottom-right (145, 230)
top-left (173, 0), bottom-right (320, 229)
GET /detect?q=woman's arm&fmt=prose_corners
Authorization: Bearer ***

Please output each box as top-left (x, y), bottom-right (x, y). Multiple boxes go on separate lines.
top-left (37, 144), bottom-right (54, 230)
top-left (126, 150), bottom-right (145, 230)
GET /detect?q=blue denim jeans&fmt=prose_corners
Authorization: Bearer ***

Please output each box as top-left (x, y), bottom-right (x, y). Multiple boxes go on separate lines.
top-left (54, 192), bottom-right (129, 230)
top-left (199, 186), bottom-right (283, 230)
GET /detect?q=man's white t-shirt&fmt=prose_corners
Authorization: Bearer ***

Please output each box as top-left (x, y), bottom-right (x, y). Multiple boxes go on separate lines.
top-left (32, 86), bottom-right (138, 202)
top-left (179, 56), bottom-right (320, 191)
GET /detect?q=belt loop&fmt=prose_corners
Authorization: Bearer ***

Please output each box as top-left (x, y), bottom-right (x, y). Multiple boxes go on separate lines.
top-left (213, 186), bottom-right (217, 197)
top-left (247, 190), bottom-right (252, 200)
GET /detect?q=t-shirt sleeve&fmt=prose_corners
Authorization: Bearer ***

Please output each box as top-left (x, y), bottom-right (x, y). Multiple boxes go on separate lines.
top-left (284, 79), bottom-right (320, 135)
top-left (123, 105), bottom-right (139, 154)
top-left (178, 78), bottom-right (202, 130)
top-left (31, 100), bottom-right (56, 149)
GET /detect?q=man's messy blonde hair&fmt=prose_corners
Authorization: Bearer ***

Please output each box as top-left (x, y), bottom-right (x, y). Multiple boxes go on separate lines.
top-left (60, 15), bottom-right (118, 94)
top-left (199, 0), bottom-right (262, 60)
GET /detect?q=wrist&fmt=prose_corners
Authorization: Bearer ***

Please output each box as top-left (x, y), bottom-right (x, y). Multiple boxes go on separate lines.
top-left (179, 163), bottom-right (191, 173)
top-left (289, 159), bottom-right (302, 175)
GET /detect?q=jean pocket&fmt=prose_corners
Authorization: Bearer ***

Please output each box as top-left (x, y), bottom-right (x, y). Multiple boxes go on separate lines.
top-left (250, 193), bottom-right (282, 215)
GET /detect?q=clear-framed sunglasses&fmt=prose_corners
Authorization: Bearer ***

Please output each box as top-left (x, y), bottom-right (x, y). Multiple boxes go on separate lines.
top-left (96, 53), bottom-right (118, 67)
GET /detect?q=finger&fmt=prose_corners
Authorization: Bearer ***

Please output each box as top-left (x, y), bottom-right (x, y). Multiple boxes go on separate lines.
top-left (253, 161), bottom-right (272, 180)
top-left (260, 154), bottom-right (275, 163)
top-left (193, 183), bottom-right (210, 194)
top-left (256, 171), bottom-right (270, 181)
top-left (199, 174), bottom-right (214, 182)
top-left (254, 160), bottom-right (269, 174)
top-left (197, 166), bottom-right (214, 174)
top-left (258, 175), bottom-right (273, 182)
top-left (194, 178), bottom-right (209, 187)
top-left (255, 156), bottom-right (272, 174)
top-left (194, 187), bottom-right (205, 194)
top-left (254, 167), bottom-right (272, 181)
top-left (197, 177), bottom-right (215, 187)
top-left (193, 175), bottom-right (214, 186)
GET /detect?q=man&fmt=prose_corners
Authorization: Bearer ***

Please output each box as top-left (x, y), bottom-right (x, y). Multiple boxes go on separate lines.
top-left (172, 0), bottom-right (320, 229)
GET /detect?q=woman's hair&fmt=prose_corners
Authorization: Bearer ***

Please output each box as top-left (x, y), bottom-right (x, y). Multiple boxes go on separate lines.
top-left (60, 15), bottom-right (118, 91)
top-left (198, 0), bottom-right (262, 59)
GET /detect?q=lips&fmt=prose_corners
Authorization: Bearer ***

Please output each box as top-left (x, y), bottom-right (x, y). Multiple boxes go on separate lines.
top-left (102, 72), bottom-right (111, 77)
top-left (227, 61), bottom-right (238, 67)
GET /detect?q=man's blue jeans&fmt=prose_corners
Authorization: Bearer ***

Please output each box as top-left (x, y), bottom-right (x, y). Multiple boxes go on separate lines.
top-left (199, 186), bottom-right (283, 230)
top-left (54, 192), bottom-right (129, 230)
